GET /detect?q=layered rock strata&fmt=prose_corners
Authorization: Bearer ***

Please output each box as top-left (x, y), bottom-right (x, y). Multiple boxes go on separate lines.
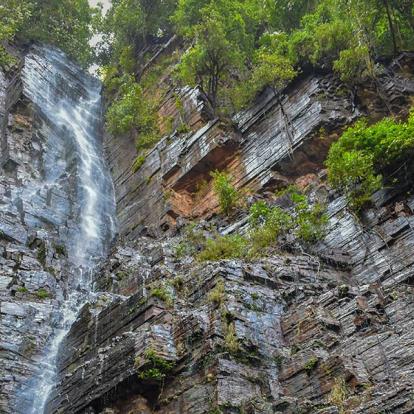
top-left (47, 53), bottom-right (414, 414)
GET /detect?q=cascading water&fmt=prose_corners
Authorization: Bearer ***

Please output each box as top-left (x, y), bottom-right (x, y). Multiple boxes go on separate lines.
top-left (15, 45), bottom-right (116, 413)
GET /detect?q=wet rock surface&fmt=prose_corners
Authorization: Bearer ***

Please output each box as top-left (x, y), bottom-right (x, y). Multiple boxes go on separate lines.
top-left (3, 45), bottom-right (414, 414)
top-left (46, 53), bottom-right (414, 413)
top-left (0, 60), bottom-right (71, 413)
top-left (0, 45), bottom-right (115, 414)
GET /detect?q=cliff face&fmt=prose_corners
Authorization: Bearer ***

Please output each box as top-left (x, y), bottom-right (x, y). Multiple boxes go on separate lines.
top-left (0, 45), bottom-right (116, 414)
top-left (2, 44), bottom-right (414, 414)
top-left (47, 52), bottom-right (414, 414)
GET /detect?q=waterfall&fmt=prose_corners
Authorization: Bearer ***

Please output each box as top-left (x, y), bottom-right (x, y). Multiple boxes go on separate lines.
top-left (15, 45), bottom-right (117, 413)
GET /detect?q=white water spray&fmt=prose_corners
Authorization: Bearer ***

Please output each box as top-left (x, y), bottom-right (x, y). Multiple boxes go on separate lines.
top-left (16, 45), bottom-right (116, 414)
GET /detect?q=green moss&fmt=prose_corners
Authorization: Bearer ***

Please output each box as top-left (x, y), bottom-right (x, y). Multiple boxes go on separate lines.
top-left (36, 288), bottom-right (50, 300)
top-left (53, 243), bottom-right (66, 257)
top-left (17, 286), bottom-right (28, 294)
top-left (273, 354), bottom-right (284, 369)
top-left (132, 154), bottom-right (147, 173)
top-left (304, 356), bottom-right (318, 373)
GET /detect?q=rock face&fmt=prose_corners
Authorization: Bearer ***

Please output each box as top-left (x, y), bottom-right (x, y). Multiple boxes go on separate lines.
top-left (44, 51), bottom-right (414, 414)
top-left (0, 45), bottom-right (116, 414)
top-left (3, 41), bottom-right (414, 414)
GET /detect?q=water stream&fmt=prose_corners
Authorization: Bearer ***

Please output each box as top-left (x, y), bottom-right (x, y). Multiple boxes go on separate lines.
top-left (16, 45), bottom-right (116, 413)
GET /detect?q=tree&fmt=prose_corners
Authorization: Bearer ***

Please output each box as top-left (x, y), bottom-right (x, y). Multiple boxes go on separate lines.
top-left (97, 0), bottom-right (177, 72)
top-left (174, 0), bottom-right (259, 111)
top-left (232, 32), bottom-right (297, 117)
top-left (0, 0), bottom-right (31, 67)
top-left (0, 0), bottom-right (96, 68)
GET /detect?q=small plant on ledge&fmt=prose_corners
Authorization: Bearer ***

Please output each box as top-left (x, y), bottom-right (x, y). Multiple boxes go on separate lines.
top-left (211, 170), bottom-right (240, 215)
top-left (149, 285), bottom-right (173, 307)
top-left (36, 288), bottom-right (50, 300)
top-left (135, 349), bottom-right (175, 382)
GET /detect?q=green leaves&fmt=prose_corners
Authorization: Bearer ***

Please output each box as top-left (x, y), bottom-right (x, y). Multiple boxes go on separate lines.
top-left (0, 0), bottom-right (96, 68)
top-left (211, 171), bottom-right (240, 215)
top-left (326, 113), bottom-right (414, 211)
top-left (174, 0), bottom-right (260, 109)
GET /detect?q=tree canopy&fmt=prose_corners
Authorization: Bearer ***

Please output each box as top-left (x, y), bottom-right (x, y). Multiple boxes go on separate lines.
top-left (0, 0), bottom-right (96, 68)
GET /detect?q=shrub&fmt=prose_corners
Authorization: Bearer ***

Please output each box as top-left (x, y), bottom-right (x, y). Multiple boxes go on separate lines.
top-left (197, 234), bottom-right (248, 262)
top-left (291, 193), bottom-right (328, 243)
top-left (177, 122), bottom-right (191, 134)
top-left (208, 280), bottom-right (225, 305)
top-left (249, 205), bottom-right (294, 255)
top-left (150, 286), bottom-right (173, 306)
top-left (174, 223), bottom-right (206, 258)
top-left (211, 171), bottom-right (240, 215)
top-left (106, 77), bottom-right (159, 144)
top-left (249, 200), bottom-right (271, 226)
top-left (326, 112), bottom-right (414, 211)
top-left (36, 288), bottom-right (50, 300)
top-left (304, 356), bottom-right (319, 372)
top-left (248, 190), bottom-right (327, 253)
top-left (333, 45), bottom-right (373, 83)
top-left (136, 349), bottom-right (175, 381)
top-left (132, 154), bottom-right (146, 173)
top-left (223, 322), bottom-right (239, 354)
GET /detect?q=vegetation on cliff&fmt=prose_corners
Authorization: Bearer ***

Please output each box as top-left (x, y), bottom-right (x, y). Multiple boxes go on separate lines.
top-left (175, 186), bottom-right (328, 262)
top-left (326, 109), bottom-right (414, 210)
top-left (0, 0), bottom-right (96, 68)
top-left (96, 0), bottom-right (414, 171)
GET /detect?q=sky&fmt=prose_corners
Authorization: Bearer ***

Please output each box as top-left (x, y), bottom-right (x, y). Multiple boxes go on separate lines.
top-left (88, 0), bottom-right (111, 14)
top-left (88, 1), bottom-right (111, 75)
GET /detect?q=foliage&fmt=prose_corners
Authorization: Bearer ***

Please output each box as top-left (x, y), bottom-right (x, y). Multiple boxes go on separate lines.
top-left (96, 0), bottom-right (177, 70)
top-left (132, 154), bottom-right (147, 173)
top-left (211, 171), bottom-right (240, 215)
top-left (291, 191), bottom-right (329, 242)
top-left (150, 285), bottom-right (173, 306)
top-left (0, 0), bottom-right (31, 68)
top-left (136, 349), bottom-right (175, 381)
top-left (249, 188), bottom-right (327, 254)
top-left (223, 322), bottom-right (240, 354)
top-left (208, 280), bottom-right (226, 305)
top-left (0, 0), bottom-right (96, 68)
top-left (233, 33), bottom-right (297, 109)
top-left (304, 356), bottom-right (319, 372)
top-left (249, 205), bottom-right (294, 255)
top-left (333, 46), bottom-right (372, 83)
top-left (196, 188), bottom-right (327, 262)
top-left (175, 223), bottom-right (206, 257)
top-left (106, 76), bottom-right (158, 138)
top-left (197, 234), bottom-right (248, 262)
top-left (36, 288), bottom-right (50, 300)
top-left (326, 111), bottom-right (414, 211)
top-left (329, 377), bottom-right (348, 413)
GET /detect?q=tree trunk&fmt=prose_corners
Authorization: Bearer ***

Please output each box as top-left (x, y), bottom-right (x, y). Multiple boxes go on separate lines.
top-left (382, 0), bottom-right (398, 56)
